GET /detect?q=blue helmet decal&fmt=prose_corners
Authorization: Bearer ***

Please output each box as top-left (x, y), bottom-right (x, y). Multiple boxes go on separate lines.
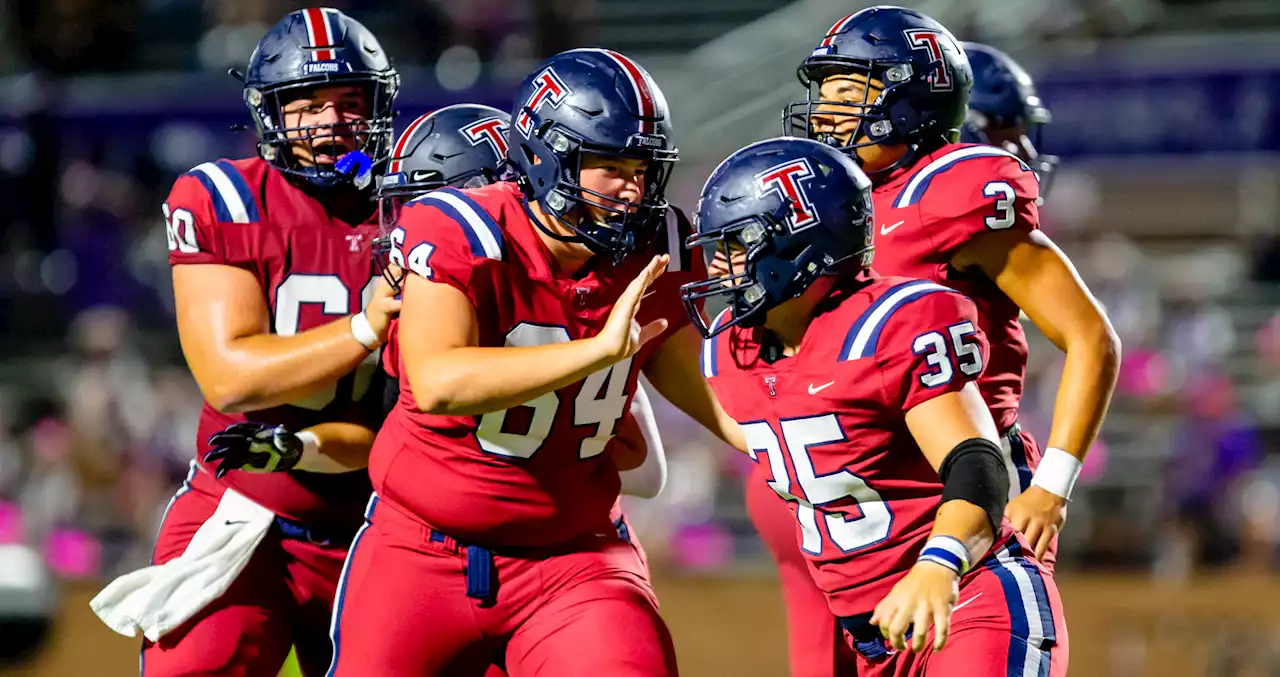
top-left (507, 48), bottom-right (678, 263)
top-left (960, 42), bottom-right (1059, 196)
top-left (371, 104), bottom-right (514, 292)
top-left (783, 6), bottom-right (971, 172)
top-left (241, 8), bottom-right (399, 189)
top-left (680, 138), bottom-right (875, 338)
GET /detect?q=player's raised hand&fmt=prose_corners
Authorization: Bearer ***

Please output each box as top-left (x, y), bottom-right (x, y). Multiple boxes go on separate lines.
top-left (1004, 486), bottom-right (1066, 560)
top-left (363, 270), bottom-right (403, 342)
top-left (204, 422), bottom-right (303, 478)
top-left (594, 254), bottom-right (670, 361)
top-left (870, 561), bottom-right (959, 653)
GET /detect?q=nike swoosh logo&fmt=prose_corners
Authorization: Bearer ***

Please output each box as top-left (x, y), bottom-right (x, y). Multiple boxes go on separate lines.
top-left (224, 520), bottom-right (250, 526)
top-left (953, 592), bottom-right (983, 613)
top-left (880, 220), bottom-right (905, 235)
top-left (808, 381), bottom-right (835, 395)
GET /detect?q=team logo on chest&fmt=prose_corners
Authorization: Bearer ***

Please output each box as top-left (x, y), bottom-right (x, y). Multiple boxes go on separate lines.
top-left (904, 29), bottom-right (953, 91)
top-left (755, 159), bottom-right (819, 228)
top-left (516, 68), bottom-right (571, 137)
top-left (460, 116), bottom-right (511, 160)
top-left (763, 375), bottom-right (778, 397)
top-left (346, 233), bottom-right (363, 252)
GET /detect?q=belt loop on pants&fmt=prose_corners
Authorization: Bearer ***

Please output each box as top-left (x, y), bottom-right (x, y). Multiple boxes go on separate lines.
top-left (428, 529), bottom-right (497, 606)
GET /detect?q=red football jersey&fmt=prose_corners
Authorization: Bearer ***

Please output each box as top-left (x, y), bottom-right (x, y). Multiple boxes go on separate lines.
top-left (370, 182), bottom-right (701, 547)
top-left (703, 272), bottom-right (1016, 618)
top-left (165, 157), bottom-right (383, 529)
top-left (869, 143), bottom-right (1040, 432)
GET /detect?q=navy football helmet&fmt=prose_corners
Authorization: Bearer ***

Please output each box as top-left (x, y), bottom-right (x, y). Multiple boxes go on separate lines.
top-left (372, 104), bottom-right (513, 291)
top-left (240, 8), bottom-right (399, 188)
top-left (507, 48), bottom-right (678, 262)
top-left (681, 138), bottom-right (875, 338)
top-left (784, 6), bottom-right (971, 172)
top-left (961, 42), bottom-right (1059, 196)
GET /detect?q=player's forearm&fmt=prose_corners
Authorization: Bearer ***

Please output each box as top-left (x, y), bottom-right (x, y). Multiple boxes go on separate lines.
top-left (642, 327), bottom-right (747, 453)
top-left (1045, 323), bottom-right (1121, 460)
top-left (646, 369), bottom-right (745, 452)
top-left (199, 317), bottom-right (373, 413)
top-left (931, 499), bottom-right (995, 567)
top-left (406, 338), bottom-right (616, 417)
top-left (294, 422), bottom-right (377, 473)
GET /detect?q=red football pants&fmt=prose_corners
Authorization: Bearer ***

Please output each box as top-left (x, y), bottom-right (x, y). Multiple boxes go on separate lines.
top-left (482, 511), bottom-right (649, 677)
top-left (746, 466), bottom-right (860, 677)
top-left (327, 495), bottom-right (675, 677)
top-left (846, 540), bottom-right (1068, 677)
top-left (141, 468), bottom-right (352, 677)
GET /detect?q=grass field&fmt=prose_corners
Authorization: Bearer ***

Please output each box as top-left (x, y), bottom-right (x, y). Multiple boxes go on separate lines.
top-left (279, 649), bottom-right (301, 677)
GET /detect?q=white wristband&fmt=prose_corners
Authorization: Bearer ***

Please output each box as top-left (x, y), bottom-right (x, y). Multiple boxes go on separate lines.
top-left (295, 431), bottom-right (320, 458)
top-left (349, 312), bottom-right (380, 351)
top-left (917, 535), bottom-right (971, 576)
top-left (1030, 447), bottom-right (1082, 500)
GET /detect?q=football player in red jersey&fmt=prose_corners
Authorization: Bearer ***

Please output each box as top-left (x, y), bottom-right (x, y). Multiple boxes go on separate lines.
top-left (788, 6), bottom-right (1120, 570)
top-left (89, 9), bottom-right (401, 677)
top-left (685, 136), bottom-right (1067, 676)
top-left (326, 49), bottom-right (742, 677)
top-left (202, 102), bottom-right (663, 677)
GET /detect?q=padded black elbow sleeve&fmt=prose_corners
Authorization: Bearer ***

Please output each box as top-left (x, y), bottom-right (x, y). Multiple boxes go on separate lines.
top-left (938, 438), bottom-right (1009, 535)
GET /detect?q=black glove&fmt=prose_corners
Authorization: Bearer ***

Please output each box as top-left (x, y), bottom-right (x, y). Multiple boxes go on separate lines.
top-left (204, 422), bottom-right (304, 479)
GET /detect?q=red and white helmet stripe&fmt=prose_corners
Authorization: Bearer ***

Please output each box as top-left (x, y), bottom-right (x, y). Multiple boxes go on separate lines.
top-left (303, 7), bottom-right (339, 61)
top-left (820, 13), bottom-right (859, 47)
top-left (600, 49), bottom-right (656, 135)
top-left (389, 112), bottom-right (433, 173)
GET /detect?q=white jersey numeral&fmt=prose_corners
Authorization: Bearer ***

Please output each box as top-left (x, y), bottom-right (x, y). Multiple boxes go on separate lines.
top-left (476, 322), bottom-right (634, 460)
top-left (912, 321), bottom-right (983, 388)
top-left (274, 274), bottom-right (380, 410)
top-left (983, 181), bottom-right (1016, 230)
top-left (162, 203), bottom-right (199, 253)
top-left (743, 414), bottom-right (892, 555)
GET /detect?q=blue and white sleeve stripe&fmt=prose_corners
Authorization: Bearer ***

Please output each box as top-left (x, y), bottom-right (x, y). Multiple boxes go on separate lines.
top-left (840, 281), bottom-right (954, 361)
top-left (188, 161), bottom-right (261, 224)
top-left (893, 146), bottom-right (1029, 209)
top-left (419, 188), bottom-right (505, 261)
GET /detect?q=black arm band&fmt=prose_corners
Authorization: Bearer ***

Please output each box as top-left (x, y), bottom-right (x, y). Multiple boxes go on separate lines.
top-left (938, 437), bottom-right (1009, 535)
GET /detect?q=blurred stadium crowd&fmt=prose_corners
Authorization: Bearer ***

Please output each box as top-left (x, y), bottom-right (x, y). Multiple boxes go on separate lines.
top-left (0, 0), bottom-right (1279, 592)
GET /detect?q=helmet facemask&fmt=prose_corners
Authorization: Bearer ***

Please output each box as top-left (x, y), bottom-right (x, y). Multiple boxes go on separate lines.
top-left (249, 75), bottom-right (398, 188)
top-left (516, 115), bottom-right (677, 265)
top-left (681, 199), bottom-right (863, 339)
top-left (784, 56), bottom-right (964, 172)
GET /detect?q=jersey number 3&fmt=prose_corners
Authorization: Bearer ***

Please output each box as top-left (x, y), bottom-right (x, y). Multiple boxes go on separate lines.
top-left (743, 415), bottom-right (892, 556)
top-left (477, 323), bottom-right (634, 460)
